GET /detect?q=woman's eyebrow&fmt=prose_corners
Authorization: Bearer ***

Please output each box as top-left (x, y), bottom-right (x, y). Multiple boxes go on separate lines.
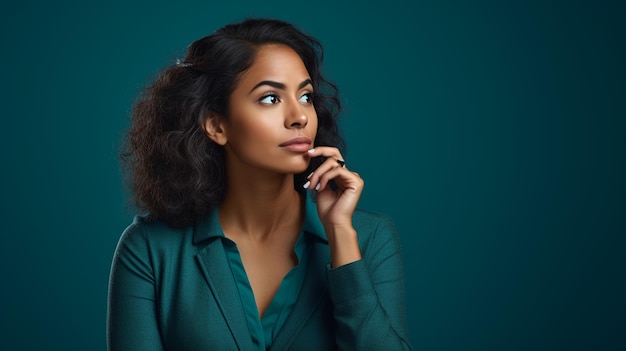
top-left (249, 78), bottom-right (313, 94)
top-left (298, 79), bottom-right (313, 90)
top-left (249, 80), bottom-right (285, 93)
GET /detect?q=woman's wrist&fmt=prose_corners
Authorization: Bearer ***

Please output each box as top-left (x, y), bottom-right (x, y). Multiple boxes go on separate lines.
top-left (325, 225), bottom-right (362, 268)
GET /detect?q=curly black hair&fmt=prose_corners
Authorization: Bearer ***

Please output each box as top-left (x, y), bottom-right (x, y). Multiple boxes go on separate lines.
top-left (121, 18), bottom-right (344, 228)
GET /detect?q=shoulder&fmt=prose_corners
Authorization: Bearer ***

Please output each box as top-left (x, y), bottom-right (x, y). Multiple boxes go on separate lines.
top-left (115, 215), bottom-right (195, 260)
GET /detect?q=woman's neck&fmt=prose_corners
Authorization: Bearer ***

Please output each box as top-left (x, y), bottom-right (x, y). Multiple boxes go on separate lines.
top-left (218, 169), bottom-right (304, 242)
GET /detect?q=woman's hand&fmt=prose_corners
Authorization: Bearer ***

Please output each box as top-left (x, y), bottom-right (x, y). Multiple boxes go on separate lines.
top-left (304, 146), bottom-right (363, 267)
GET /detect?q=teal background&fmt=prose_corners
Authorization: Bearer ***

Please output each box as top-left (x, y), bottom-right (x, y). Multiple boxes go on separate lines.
top-left (1, 0), bottom-right (624, 350)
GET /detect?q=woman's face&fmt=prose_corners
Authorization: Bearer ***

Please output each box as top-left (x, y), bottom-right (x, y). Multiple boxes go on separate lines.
top-left (221, 44), bottom-right (318, 175)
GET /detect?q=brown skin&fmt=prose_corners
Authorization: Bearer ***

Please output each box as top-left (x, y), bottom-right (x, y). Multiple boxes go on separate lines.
top-left (204, 44), bottom-right (363, 318)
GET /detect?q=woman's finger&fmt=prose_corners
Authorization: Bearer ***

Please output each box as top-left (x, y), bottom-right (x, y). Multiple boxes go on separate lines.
top-left (306, 146), bottom-right (343, 160)
top-left (315, 166), bottom-right (362, 193)
top-left (304, 158), bottom-right (345, 189)
top-left (303, 146), bottom-right (346, 190)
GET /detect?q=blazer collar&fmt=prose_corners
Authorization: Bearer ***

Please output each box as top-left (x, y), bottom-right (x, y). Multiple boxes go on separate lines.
top-left (192, 191), bottom-right (328, 245)
top-left (192, 207), bottom-right (223, 245)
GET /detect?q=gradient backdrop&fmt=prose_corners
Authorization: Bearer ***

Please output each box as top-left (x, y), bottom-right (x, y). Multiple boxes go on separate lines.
top-left (1, 0), bottom-right (624, 350)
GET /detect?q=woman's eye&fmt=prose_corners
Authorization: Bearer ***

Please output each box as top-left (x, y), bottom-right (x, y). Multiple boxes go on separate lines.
top-left (299, 93), bottom-right (313, 104)
top-left (259, 94), bottom-right (280, 104)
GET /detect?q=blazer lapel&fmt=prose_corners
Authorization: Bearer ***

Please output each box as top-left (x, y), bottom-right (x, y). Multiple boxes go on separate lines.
top-left (195, 242), bottom-right (255, 351)
top-left (271, 239), bottom-right (330, 350)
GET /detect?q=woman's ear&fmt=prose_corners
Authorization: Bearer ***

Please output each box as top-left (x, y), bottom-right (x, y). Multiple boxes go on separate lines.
top-left (203, 112), bottom-right (228, 145)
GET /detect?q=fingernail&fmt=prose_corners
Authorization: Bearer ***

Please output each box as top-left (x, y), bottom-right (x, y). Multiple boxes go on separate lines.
top-left (315, 183), bottom-right (321, 191)
top-left (303, 181), bottom-right (311, 189)
top-left (307, 172), bottom-right (313, 179)
top-left (307, 148), bottom-right (315, 153)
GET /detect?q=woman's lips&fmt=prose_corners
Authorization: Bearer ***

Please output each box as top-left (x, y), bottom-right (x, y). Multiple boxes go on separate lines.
top-left (280, 137), bottom-right (312, 152)
top-left (281, 143), bottom-right (311, 152)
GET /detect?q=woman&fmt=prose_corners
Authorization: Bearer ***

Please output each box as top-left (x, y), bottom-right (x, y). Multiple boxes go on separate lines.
top-left (108, 18), bottom-right (412, 350)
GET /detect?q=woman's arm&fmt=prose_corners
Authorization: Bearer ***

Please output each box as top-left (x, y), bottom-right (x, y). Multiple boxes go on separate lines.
top-left (107, 219), bottom-right (165, 351)
top-left (327, 214), bottom-right (413, 350)
top-left (305, 146), bottom-right (412, 349)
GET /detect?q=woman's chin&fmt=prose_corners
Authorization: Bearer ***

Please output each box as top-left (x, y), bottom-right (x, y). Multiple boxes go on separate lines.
top-left (282, 158), bottom-right (311, 175)
top-left (288, 165), bottom-right (310, 175)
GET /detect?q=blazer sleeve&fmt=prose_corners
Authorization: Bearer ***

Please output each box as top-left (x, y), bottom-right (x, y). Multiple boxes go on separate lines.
top-left (107, 218), bottom-right (165, 351)
top-left (327, 213), bottom-right (413, 350)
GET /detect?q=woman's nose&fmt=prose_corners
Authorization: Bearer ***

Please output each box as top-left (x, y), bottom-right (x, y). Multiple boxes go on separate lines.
top-left (285, 101), bottom-right (308, 129)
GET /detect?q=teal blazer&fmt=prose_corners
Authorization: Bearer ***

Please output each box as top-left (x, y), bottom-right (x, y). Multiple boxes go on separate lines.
top-left (107, 204), bottom-right (412, 350)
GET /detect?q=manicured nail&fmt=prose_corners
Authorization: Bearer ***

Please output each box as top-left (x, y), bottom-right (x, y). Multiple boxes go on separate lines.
top-left (315, 183), bottom-right (321, 191)
top-left (307, 172), bottom-right (314, 179)
top-left (307, 148), bottom-right (315, 153)
top-left (303, 181), bottom-right (311, 189)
